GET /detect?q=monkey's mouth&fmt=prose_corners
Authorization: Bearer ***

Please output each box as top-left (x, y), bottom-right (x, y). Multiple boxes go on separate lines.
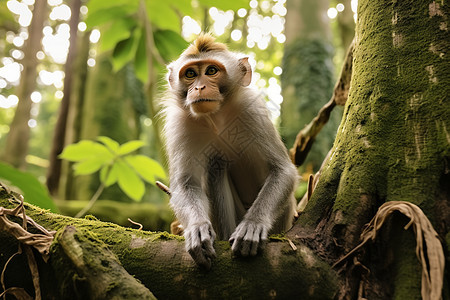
top-left (192, 98), bottom-right (217, 104)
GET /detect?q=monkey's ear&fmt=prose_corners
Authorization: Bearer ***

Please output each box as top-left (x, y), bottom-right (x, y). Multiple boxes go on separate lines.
top-left (167, 65), bottom-right (175, 88)
top-left (238, 57), bottom-right (252, 87)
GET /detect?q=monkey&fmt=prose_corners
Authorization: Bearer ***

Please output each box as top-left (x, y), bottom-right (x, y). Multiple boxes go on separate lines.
top-left (162, 34), bottom-right (297, 269)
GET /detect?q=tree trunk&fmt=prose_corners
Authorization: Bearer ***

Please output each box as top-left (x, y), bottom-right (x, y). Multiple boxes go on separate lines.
top-left (296, 0), bottom-right (449, 298)
top-left (60, 29), bottom-right (91, 200)
top-left (46, 0), bottom-right (82, 196)
top-left (281, 0), bottom-right (339, 170)
top-left (46, 0), bottom-right (82, 197)
top-left (2, 1), bottom-right (47, 169)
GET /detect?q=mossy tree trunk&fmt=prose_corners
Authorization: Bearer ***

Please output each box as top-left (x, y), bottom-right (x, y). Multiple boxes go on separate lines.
top-left (281, 0), bottom-right (340, 171)
top-left (295, 0), bottom-right (449, 298)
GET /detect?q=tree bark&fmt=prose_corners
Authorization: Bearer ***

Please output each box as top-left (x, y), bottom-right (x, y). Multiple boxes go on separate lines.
top-left (295, 0), bottom-right (449, 298)
top-left (0, 192), bottom-right (337, 299)
top-left (46, 0), bottom-right (82, 196)
top-left (2, 1), bottom-right (47, 169)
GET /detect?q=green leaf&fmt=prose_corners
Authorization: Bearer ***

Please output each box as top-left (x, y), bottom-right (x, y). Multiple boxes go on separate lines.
top-left (117, 140), bottom-right (145, 156)
top-left (59, 141), bottom-right (113, 162)
top-left (165, 0), bottom-right (194, 17)
top-left (197, 0), bottom-right (249, 11)
top-left (125, 155), bottom-right (166, 184)
top-left (97, 136), bottom-right (120, 154)
top-left (87, 0), bottom-right (138, 15)
top-left (100, 164), bottom-right (118, 187)
top-left (153, 29), bottom-right (189, 62)
top-left (112, 27), bottom-right (141, 72)
top-left (134, 29), bottom-right (149, 83)
top-left (73, 158), bottom-right (106, 175)
top-left (0, 162), bottom-right (58, 213)
top-left (85, 5), bottom-right (137, 29)
top-left (115, 159), bottom-right (145, 201)
top-left (146, 1), bottom-right (180, 32)
top-left (99, 17), bottom-right (137, 52)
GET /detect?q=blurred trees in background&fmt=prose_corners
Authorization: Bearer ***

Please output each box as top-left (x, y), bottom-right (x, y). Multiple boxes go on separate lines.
top-left (0, 0), bottom-right (355, 222)
top-left (281, 0), bottom-right (336, 171)
top-left (2, 0), bottom-right (46, 169)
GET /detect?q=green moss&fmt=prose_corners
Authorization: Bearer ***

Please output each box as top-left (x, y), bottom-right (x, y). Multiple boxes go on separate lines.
top-left (84, 215), bottom-right (99, 221)
top-left (268, 233), bottom-right (288, 242)
top-left (150, 231), bottom-right (184, 242)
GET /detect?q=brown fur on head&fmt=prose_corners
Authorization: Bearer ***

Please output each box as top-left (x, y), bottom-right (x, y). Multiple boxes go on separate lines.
top-left (182, 33), bottom-right (227, 57)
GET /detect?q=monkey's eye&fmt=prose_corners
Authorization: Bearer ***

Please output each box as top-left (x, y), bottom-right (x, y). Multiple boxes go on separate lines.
top-left (185, 69), bottom-right (197, 78)
top-left (205, 66), bottom-right (218, 76)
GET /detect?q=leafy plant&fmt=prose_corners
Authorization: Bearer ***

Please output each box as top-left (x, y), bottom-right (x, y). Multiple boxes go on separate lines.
top-left (0, 162), bottom-right (58, 212)
top-left (59, 136), bottom-right (166, 217)
top-left (84, 0), bottom-right (190, 84)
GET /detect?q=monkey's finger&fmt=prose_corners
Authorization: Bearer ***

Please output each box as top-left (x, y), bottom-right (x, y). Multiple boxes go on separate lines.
top-left (230, 235), bottom-right (243, 254)
top-left (259, 226), bottom-right (269, 248)
top-left (249, 227), bottom-right (262, 256)
top-left (240, 225), bottom-right (257, 256)
top-left (230, 226), bottom-right (245, 254)
top-left (200, 236), bottom-right (216, 259)
top-left (188, 246), bottom-right (211, 270)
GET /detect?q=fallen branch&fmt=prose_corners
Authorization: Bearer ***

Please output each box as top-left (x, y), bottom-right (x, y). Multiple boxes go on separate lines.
top-left (290, 39), bottom-right (354, 166)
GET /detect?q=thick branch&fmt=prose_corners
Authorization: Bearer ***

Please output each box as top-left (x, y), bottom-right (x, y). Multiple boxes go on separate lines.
top-left (0, 188), bottom-right (337, 299)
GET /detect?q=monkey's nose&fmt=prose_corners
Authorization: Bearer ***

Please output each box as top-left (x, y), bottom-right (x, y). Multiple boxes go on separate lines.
top-left (195, 85), bottom-right (206, 91)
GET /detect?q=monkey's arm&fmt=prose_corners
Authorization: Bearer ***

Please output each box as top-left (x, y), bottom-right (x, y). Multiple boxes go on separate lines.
top-left (230, 161), bottom-right (297, 256)
top-left (230, 108), bottom-right (298, 256)
top-left (170, 174), bottom-right (216, 269)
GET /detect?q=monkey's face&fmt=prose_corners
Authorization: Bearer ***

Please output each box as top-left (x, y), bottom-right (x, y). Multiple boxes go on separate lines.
top-left (177, 59), bottom-right (228, 116)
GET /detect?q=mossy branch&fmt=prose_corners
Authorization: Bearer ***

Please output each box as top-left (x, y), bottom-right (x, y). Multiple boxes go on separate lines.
top-left (0, 185), bottom-right (338, 299)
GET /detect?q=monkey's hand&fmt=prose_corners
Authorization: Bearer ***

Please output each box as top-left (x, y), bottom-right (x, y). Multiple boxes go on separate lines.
top-left (229, 221), bottom-right (269, 257)
top-left (184, 221), bottom-right (217, 269)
